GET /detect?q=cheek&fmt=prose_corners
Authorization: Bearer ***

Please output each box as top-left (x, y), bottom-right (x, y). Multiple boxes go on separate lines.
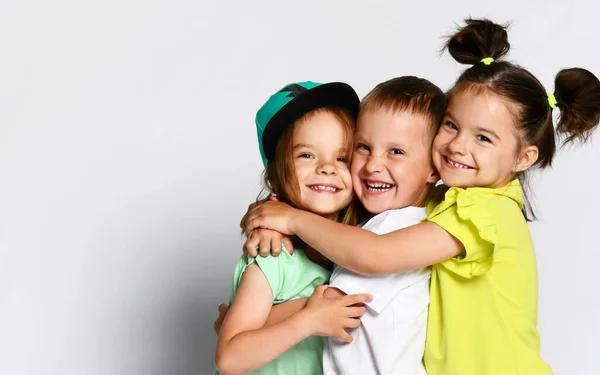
top-left (412, 156), bottom-right (431, 174)
top-left (340, 167), bottom-right (353, 186)
top-left (432, 131), bottom-right (450, 150)
top-left (475, 148), bottom-right (503, 172)
top-left (431, 138), bottom-right (442, 153)
top-left (294, 163), bottom-right (310, 182)
top-left (350, 155), bottom-right (364, 175)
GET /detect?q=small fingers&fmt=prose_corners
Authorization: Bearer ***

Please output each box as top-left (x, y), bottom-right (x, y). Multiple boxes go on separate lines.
top-left (344, 318), bottom-right (361, 329)
top-left (311, 284), bottom-right (328, 297)
top-left (346, 306), bottom-right (366, 318)
top-left (282, 236), bottom-right (294, 255)
top-left (258, 245), bottom-right (271, 257)
top-left (255, 230), bottom-right (274, 257)
top-left (240, 202), bottom-right (259, 234)
top-left (240, 212), bottom-right (249, 232)
top-left (335, 329), bottom-right (353, 343)
top-left (244, 231), bottom-right (260, 256)
top-left (270, 233), bottom-right (282, 256)
top-left (247, 245), bottom-right (259, 257)
top-left (213, 304), bottom-right (229, 334)
top-left (341, 293), bottom-right (373, 306)
top-left (246, 217), bottom-right (259, 233)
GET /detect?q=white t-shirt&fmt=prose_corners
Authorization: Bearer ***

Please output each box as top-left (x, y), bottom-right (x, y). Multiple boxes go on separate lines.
top-left (323, 207), bottom-right (430, 375)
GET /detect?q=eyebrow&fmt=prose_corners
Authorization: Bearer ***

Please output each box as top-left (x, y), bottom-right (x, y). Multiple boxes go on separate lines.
top-left (293, 143), bottom-right (314, 150)
top-left (353, 135), bottom-right (367, 144)
top-left (293, 143), bottom-right (348, 153)
top-left (355, 135), bottom-right (407, 147)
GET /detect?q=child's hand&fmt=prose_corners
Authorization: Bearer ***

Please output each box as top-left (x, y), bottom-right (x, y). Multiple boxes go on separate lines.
top-left (244, 229), bottom-right (294, 258)
top-left (213, 304), bottom-right (229, 335)
top-left (302, 285), bottom-right (372, 343)
top-left (243, 200), bottom-right (299, 239)
top-left (240, 202), bottom-right (261, 236)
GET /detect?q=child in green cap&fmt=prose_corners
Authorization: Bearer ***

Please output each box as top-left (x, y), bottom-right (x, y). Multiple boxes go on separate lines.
top-left (214, 81), bottom-right (372, 375)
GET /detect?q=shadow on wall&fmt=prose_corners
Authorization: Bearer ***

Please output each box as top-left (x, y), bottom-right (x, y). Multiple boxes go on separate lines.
top-left (98, 232), bottom-right (237, 375)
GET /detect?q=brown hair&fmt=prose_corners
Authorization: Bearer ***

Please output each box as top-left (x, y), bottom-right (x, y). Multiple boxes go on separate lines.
top-left (261, 106), bottom-right (358, 226)
top-left (360, 76), bottom-right (447, 140)
top-left (444, 18), bottom-right (600, 220)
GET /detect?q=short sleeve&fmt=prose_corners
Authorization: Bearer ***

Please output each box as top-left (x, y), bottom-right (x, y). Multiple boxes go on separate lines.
top-left (230, 253), bottom-right (286, 301)
top-left (330, 265), bottom-right (430, 314)
top-left (427, 188), bottom-right (498, 278)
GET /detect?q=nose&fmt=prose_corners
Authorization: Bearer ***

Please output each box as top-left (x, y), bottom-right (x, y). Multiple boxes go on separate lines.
top-left (364, 155), bottom-right (384, 174)
top-left (317, 161), bottom-right (337, 176)
top-left (447, 133), bottom-right (468, 155)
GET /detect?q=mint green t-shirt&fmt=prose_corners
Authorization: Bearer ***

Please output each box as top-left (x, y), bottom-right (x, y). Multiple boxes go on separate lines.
top-left (215, 247), bottom-right (331, 375)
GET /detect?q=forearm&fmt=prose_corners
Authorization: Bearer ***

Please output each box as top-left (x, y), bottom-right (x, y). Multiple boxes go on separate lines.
top-left (215, 310), bottom-right (312, 375)
top-left (291, 211), bottom-right (463, 275)
top-left (264, 298), bottom-right (308, 328)
top-left (291, 211), bottom-right (386, 275)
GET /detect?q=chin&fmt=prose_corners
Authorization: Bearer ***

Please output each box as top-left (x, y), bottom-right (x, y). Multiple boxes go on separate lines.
top-left (304, 204), bottom-right (342, 217)
top-left (441, 179), bottom-right (470, 189)
top-left (361, 201), bottom-right (389, 216)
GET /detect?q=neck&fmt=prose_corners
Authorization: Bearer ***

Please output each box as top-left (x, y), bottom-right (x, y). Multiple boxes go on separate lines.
top-left (412, 183), bottom-right (434, 207)
top-left (301, 209), bottom-right (342, 270)
top-left (303, 244), bottom-right (333, 271)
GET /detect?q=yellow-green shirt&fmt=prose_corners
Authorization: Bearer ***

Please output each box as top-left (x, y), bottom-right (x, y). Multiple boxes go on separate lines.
top-left (424, 179), bottom-right (552, 375)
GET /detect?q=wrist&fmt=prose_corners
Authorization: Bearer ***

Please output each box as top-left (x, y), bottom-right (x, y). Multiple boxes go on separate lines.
top-left (293, 307), bottom-right (316, 337)
top-left (290, 209), bottom-right (306, 235)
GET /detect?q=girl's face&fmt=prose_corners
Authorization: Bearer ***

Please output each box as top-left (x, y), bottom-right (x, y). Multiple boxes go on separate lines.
top-left (292, 111), bottom-right (353, 216)
top-left (432, 89), bottom-right (535, 189)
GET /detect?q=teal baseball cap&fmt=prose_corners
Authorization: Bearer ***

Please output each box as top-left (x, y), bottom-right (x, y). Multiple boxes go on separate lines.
top-left (255, 81), bottom-right (360, 166)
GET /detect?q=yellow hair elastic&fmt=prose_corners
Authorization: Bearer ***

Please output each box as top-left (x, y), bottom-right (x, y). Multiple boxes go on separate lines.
top-left (547, 93), bottom-right (558, 109)
top-left (480, 57), bottom-right (495, 65)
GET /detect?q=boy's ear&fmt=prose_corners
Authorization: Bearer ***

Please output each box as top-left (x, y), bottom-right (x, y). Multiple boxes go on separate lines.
top-left (514, 145), bottom-right (539, 173)
top-left (427, 166), bottom-right (441, 184)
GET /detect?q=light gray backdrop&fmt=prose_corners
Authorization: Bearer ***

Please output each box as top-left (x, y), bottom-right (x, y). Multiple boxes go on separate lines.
top-left (1, 0), bottom-right (598, 374)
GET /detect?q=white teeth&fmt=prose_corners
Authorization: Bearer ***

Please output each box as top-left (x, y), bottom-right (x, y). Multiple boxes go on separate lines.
top-left (369, 183), bottom-right (392, 188)
top-left (366, 182), bottom-right (393, 192)
top-left (310, 185), bottom-right (338, 192)
top-left (447, 158), bottom-right (469, 169)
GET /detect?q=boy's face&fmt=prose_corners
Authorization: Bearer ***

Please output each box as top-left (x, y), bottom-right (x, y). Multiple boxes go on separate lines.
top-left (351, 109), bottom-right (439, 215)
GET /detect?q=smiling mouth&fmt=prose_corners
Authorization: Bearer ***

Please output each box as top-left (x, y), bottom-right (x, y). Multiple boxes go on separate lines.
top-left (364, 180), bottom-right (395, 193)
top-left (444, 156), bottom-right (473, 169)
top-left (307, 184), bottom-right (341, 193)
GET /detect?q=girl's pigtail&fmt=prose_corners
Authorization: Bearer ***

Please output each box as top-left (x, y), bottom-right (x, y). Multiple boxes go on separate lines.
top-left (554, 68), bottom-right (600, 145)
top-left (444, 18), bottom-right (510, 65)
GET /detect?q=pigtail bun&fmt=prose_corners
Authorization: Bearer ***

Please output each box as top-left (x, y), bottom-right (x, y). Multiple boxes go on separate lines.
top-left (554, 68), bottom-right (600, 144)
top-left (445, 18), bottom-right (510, 65)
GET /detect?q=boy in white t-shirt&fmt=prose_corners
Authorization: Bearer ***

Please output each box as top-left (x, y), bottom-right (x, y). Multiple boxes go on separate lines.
top-left (321, 76), bottom-right (445, 375)
top-left (216, 76), bottom-right (446, 374)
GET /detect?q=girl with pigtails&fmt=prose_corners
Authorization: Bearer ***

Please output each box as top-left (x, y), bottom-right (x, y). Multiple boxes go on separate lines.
top-left (242, 18), bottom-right (600, 374)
